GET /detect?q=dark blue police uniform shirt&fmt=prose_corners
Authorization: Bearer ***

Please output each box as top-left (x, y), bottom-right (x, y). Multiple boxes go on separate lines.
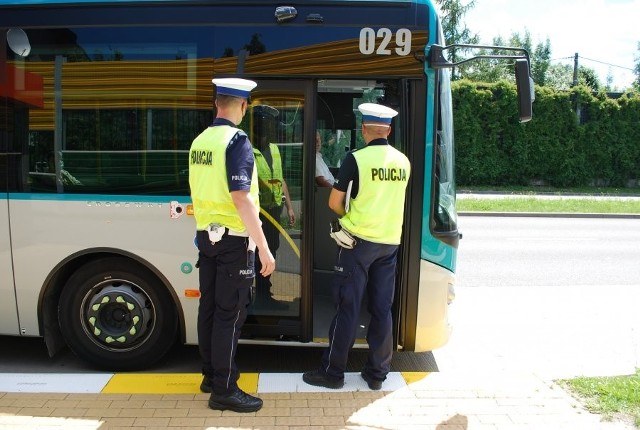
top-left (333, 138), bottom-right (388, 199)
top-left (211, 118), bottom-right (254, 192)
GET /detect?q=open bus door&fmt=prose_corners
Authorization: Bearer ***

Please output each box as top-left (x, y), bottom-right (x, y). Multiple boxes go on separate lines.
top-left (238, 78), bottom-right (409, 349)
top-left (239, 79), bottom-right (316, 342)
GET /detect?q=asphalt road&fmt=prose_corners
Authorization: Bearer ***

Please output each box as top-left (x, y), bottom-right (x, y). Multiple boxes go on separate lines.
top-left (436, 214), bottom-right (640, 379)
top-left (455, 215), bottom-right (640, 287)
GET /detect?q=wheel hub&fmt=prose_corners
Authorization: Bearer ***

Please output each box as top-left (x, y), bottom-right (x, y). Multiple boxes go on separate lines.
top-left (84, 283), bottom-right (153, 349)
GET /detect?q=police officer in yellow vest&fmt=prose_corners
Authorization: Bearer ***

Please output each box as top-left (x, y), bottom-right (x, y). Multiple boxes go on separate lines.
top-left (251, 104), bottom-right (295, 309)
top-left (189, 78), bottom-right (275, 413)
top-left (303, 103), bottom-right (411, 391)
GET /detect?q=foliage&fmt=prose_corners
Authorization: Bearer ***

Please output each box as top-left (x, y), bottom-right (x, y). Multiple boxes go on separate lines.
top-left (545, 63), bottom-right (575, 90)
top-left (634, 41), bottom-right (640, 90)
top-left (579, 66), bottom-right (601, 92)
top-left (531, 37), bottom-right (552, 86)
top-left (457, 30), bottom-right (603, 91)
top-left (452, 81), bottom-right (640, 188)
top-left (244, 33), bottom-right (266, 55)
top-left (487, 31), bottom-right (552, 87)
top-left (542, 63), bottom-right (604, 91)
top-left (435, 0), bottom-right (479, 79)
top-left (457, 196), bottom-right (640, 214)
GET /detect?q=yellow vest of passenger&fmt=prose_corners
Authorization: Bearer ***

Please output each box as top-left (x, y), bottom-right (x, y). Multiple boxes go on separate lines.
top-left (339, 144), bottom-right (411, 245)
top-left (189, 125), bottom-right (259, 232)
top-left (253, 143), bottom-right (284, 208)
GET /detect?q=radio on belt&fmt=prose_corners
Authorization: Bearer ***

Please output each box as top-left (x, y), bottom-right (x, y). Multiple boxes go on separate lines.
top-left (329, 219), bottom-right (356, 249)
top-left (207, 223), bottom-right (225, 244)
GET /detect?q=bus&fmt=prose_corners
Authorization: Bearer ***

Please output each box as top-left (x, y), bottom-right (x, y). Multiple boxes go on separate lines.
top-left (0, 0), bottom-right (533, 370)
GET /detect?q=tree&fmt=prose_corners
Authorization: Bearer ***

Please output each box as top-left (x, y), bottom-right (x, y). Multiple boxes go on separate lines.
top-left (459, 30), bottom-right (551, 85)
top-left (578, 67), bottom-right (601, 92)
top-left (634, 41), bottom-right (640, 90)
top-left (221, 33), bottom-right (265, 58)
top-left (531, 37), bottom-right (551, 86)
top-left (436, 0), bottom-right (479, 79)
top-left (605, 71), bottom-right (614, 92)
top-left (545, 63), bottom-right (574, 90)
top-left (244, 33), bottom-right (266, 55)
top-left (542, 63), bottom-right (602, 91)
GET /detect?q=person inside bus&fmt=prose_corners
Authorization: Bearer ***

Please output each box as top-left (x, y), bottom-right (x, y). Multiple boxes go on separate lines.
top-left (302, 102), bottom-right (411, 391)
top-left (250, 104), bottom-right (295, 310)
top-left (315, 130), bottom-right (335, 187)
top-left (189, 78), bottom-right (275, 413)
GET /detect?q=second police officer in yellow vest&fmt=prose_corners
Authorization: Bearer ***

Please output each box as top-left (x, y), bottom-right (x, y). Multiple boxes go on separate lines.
top-left (250, 104), bottom-right (295, 310)
top-left (303, 102), bottom-right (411, 391)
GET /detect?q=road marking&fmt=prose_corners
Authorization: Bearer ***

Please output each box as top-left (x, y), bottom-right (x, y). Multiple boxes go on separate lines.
top-left (0, 373), bottom-right (112, 393)
top-left (0, 372), bottom-right (430, 394)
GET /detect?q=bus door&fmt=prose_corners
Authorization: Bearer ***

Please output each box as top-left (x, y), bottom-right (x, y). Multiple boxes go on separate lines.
top-left (240, 79), bottom-right (315, 342)
top-left (312, 79), bottom-right (407, 346)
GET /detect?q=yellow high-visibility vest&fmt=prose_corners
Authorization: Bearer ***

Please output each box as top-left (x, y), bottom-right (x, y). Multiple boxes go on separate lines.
top-left (253, 143), bottom-right (284, 209)
top-left (189, 126), bottom-right (259, 232)
top-left (340, 144), bottom-right (411, 244)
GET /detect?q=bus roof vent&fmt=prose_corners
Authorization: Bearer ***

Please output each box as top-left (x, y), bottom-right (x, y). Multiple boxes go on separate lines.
top-left (275, 6), bottom-right (297, 23)
top-left (305, 13), bottom-right (324, 23)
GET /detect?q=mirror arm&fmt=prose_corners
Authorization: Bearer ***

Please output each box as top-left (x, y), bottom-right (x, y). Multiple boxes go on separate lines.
top-left (429, 44), bottom-right (531, 69)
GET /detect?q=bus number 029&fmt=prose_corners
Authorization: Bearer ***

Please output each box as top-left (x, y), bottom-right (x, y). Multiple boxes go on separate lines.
top-left (359, 27), bottom-right (412, 56)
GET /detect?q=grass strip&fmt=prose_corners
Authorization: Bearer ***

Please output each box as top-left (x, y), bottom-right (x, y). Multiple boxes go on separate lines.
top-left (457, 197), bottom-right (640, 214)
top-left (558, 369), bottom-right (640, 427)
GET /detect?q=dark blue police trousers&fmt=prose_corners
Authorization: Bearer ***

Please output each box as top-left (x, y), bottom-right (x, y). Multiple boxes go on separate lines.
top-left (196, 230), bottom-right (254, 395)
top-left (321, 238), bottom-right (399, 382)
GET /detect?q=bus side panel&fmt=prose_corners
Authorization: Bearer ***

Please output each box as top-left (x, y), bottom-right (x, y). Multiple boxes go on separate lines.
top-left (414, 260), bottom-right (454, 352)
top-left (1, 80), bottom-right (20, 335)
top-left (0, 196), bottom-right (20, 335)
top-left (8, 196), bottom-right (197, 341)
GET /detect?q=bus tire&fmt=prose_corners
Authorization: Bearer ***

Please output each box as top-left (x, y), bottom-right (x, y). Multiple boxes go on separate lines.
top-left (58, 257), bottom-right (178, 371)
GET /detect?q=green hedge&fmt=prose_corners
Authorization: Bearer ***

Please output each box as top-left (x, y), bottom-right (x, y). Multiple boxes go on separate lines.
top-left (452, 80), bottom-right (640, 188)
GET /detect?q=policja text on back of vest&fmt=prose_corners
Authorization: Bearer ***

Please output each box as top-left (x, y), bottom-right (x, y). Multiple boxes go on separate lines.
top-left (371, 167), bottom-right (407, 181)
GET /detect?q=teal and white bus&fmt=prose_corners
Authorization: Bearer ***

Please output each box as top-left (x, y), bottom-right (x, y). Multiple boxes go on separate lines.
top-left (0, 0), bottom-right (533, 370)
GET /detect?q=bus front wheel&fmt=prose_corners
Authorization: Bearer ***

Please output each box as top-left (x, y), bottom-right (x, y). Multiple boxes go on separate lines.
top-left (58, 257), bottom-right (178, 371)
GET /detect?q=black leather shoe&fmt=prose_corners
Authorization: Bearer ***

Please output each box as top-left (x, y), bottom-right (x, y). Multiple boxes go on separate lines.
top-left (200, 375), bottom-right (212, 393)
top-left (302, 370), bottom-right (344, 389)
top-left (361, 371), bottom-right (383, 390)
top-left (208, 388), bottom-right (263, 412)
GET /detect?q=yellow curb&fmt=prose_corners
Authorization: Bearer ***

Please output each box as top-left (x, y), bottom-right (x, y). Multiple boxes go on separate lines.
top-left (101, 373), bottom-right (260, 394)
top-left (401, 371), bottom-right (430, 385)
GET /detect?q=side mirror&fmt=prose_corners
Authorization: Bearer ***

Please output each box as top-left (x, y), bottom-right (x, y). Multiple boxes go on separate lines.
top-left (515, 59), bottom-right (534, 123)
top-left (429, 44), bottom-right (536, 122)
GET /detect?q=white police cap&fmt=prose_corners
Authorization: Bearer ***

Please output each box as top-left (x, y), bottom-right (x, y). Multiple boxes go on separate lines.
top-left (358, 102), bottom-right (398, 125)
top-left (212, 78), bottom-right (257, 98)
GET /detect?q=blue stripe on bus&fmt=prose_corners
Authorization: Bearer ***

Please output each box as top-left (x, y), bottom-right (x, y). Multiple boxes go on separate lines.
top-left (1, 0), bottom-right (178, 4)
top-left (7, 193), bottom-right (190, 203)
top-left (0, 0), bottom-right (423, 5)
